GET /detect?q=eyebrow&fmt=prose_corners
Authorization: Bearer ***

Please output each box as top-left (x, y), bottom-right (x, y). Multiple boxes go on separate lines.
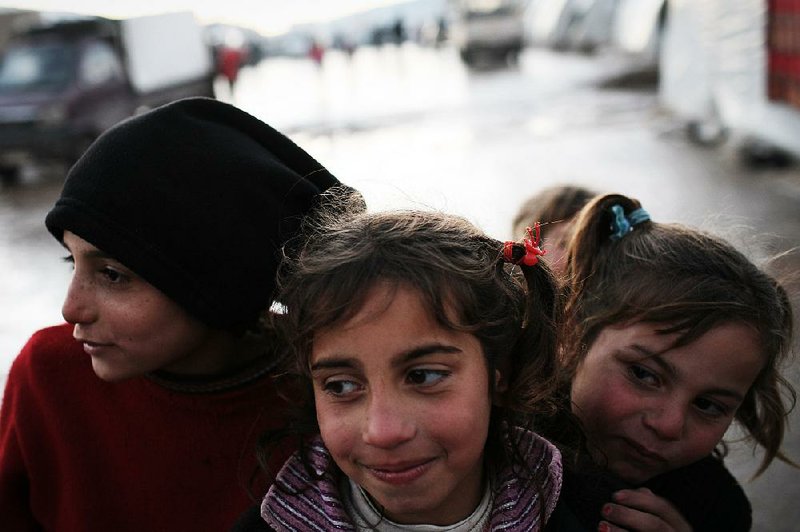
top-left (63, 242), bottom-right (114, 260)
top-left (310, 343), bottom-right (463, 372)
top-left (632, 344), bottom-right (746, 402)
top-left (632, 344), bottom-right (677, 378)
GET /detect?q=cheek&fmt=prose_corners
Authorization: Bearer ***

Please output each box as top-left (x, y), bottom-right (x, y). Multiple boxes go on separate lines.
top-left (111, 296), bottom-right (177, 342)
top-left (572, 372), bottom-right (637, 430)
top-left (139, 313), bottom-right (204, 353)
top-left (432, 392), bottom-right (493, 458)
top-left (315, 399), bottom-right (357, 459)
top-left (681, 424), bottom-right (732, 463)
top-left (570, 361), bottom-right (602, 417)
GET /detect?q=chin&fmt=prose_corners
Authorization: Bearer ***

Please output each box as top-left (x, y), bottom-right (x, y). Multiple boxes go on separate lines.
top-left (90, 360), bottom-right (134, 382)
top-left (611, 464), bottom-right (658, 486)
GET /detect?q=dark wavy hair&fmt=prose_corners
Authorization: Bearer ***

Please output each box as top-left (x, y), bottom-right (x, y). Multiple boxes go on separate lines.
top-left (256, 192), bottom-right (564, 514)
top-left (561, 193), bottom-right (796, 476)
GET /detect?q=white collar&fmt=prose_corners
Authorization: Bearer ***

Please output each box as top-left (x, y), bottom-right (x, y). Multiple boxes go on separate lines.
top-left (342, 476), bottom-right (492, 532)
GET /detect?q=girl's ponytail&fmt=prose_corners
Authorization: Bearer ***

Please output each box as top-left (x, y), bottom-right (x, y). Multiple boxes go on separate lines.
top-left (515, 258), bottom-right (562, 414)
top-left (560, 193), bottom-right (652, 377)
top-left (501, 224), bottom-right (562, 414)
top-left (565, 194), bottom-right (646, 293)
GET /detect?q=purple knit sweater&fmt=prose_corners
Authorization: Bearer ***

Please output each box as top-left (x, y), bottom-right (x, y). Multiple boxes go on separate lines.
top-left (261, 427), bottom-right (562, 531)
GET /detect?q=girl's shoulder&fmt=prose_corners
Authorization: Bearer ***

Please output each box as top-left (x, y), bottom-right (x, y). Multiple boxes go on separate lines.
top-left (261, 438), bottom-right (354, 531)
top-left (646, 455), bottom-right (751, 531)
top-left (490, 426), bottom-right (563, 530)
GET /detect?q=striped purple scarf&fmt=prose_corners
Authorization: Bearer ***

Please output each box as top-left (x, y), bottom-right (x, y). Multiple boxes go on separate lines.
top-left (262, 426), bottom-right (562, 531)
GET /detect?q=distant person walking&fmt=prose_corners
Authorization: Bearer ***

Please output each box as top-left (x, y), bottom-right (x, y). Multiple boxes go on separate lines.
top-left (309, 39), bottom-right (325, 66)
top-left (218, 44), bottom-right (245, 92)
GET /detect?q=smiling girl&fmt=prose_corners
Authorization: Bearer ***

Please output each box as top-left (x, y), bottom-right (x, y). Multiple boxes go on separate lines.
top-left (547, 193), bottom-right (797, 532)
top-left (236, 200), bottom-right (564, 531)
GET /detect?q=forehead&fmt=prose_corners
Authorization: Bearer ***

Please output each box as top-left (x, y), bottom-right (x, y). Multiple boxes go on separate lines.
top-left (310, 282), bottom-right (479, 365)
top-left (322, 277), bottom-right (457, 332)
top-left (62, 230), bottom-right (112, 258)
top-left (63, 230), bottom-right (94, 250)
top-left (314, 283), bottom-right (434, 344)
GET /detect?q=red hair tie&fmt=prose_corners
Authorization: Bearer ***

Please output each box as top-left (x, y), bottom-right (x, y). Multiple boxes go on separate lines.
top-left (503, 223), bottom-right (547, 266)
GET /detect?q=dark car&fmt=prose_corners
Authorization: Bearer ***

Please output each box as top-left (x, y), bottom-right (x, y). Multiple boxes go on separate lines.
top-left (0, 14), bottom-right (215, 185)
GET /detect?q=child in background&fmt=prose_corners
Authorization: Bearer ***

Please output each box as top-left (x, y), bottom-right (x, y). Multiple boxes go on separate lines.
top-left (237, 200), bottom-right (564, 531)
top-left (0, 98), bottom-right (348, 531)
top-left (511, 185), bottom-right (596, 277)
top-left (548, 193), bottom-right (796, 532)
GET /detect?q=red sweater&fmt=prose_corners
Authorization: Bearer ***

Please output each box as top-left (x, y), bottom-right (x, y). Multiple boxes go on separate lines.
top-left (0, 324), bottom-right (290, 532)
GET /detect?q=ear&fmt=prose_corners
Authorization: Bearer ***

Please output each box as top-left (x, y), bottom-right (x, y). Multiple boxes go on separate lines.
top-left (494, 369), bottom-right (508, 393)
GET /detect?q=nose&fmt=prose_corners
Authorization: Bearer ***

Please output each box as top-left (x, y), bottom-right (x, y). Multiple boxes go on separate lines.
top-left (362, 388), bottom-right (416, 449)
top-left (61, 275), bottom-right (96, 326)
top-left (642, 400), bottom-right (686, 441)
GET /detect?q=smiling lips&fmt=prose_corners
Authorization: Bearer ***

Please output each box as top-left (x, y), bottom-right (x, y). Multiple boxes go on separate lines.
top-left (363, 458), bottom-right (437, 485)
top-left (622, 438), bottom-right (667, 465)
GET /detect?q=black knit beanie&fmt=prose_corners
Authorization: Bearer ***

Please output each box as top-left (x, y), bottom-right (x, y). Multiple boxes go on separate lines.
top-left (46, 97), bottom-right (343, 331)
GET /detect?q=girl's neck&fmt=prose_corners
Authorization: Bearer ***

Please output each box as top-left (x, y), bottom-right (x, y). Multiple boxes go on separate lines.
top-left (146, 331), bottom-right (280, 393)
top-left (342, 476), bottom-right (492, 532)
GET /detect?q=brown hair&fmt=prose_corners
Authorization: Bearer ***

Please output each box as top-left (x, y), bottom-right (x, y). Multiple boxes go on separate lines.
top-left (562, 193), bottom-right (796, 476)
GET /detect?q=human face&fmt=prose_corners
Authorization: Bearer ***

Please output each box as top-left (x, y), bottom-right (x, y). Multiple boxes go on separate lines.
top-left (311, 282), bottom-right (493, 525)
top-left (542, 221), bottom-right (571, 276)
top-left (61, 231), bottom-right (236, 381)
top-left (570, 321), bottom-right (763, 485)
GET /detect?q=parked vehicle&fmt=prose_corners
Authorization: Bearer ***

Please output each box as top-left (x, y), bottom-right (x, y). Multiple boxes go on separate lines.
top-left (448, 0), bottom-right (527, 66)
top-left (0, 12), bottom-right (215, 184)
top-left (660, 0), bottom-right (800, 160)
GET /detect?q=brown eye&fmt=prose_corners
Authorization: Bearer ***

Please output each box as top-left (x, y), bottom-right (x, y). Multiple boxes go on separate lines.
top-left (630, 364), bottom-right (659, 386)
top-left (322, 379), bottom-right (359, 396)
top-left (407, 369), bottom-right (449, 386)
top-left (694, 397), bottom-right (727, 418)
top-left (102, 268), bottom-right (122, 282)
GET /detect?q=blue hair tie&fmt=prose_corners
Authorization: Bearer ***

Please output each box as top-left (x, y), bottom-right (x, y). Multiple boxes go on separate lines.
top-left (609, 204), bottom-right (650, 241)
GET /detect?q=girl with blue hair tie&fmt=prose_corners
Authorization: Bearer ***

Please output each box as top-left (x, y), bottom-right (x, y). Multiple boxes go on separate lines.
top-left (545, 193), bottom-right (797, 532)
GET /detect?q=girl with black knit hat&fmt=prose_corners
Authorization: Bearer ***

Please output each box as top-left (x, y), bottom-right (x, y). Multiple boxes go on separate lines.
top-left (0, 97), bottom-right (353, 531)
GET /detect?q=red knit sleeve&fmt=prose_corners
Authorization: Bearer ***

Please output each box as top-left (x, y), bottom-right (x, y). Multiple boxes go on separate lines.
top-left (0, 332), bottom-right (42, 531)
